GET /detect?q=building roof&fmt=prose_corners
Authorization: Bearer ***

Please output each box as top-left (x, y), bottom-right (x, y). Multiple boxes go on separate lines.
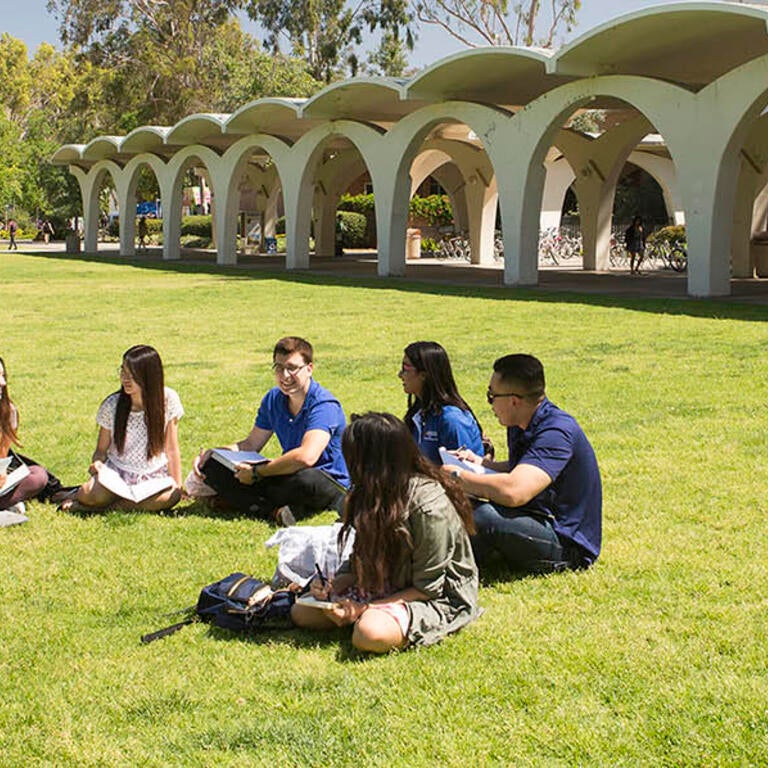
top-left (52, 1), bottom-right (768, 167)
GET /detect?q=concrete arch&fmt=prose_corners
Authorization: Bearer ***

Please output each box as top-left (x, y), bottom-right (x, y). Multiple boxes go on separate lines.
top-left (499, 76), bottom-right (689, 285)
top-left (216, 134), bottom-right (293, 264)
top-left (552, 118), bottom-right (654, 269)
top-left (162, 145), bottom-right (223, 260)
top-left (71, 160), bottom-right (123, 253)
top-left (377, 101), bottom-right (514, 275)
top-left (283, 121), bottom-right (386, 269)
top-left (311, 151), bottom-right (368, 257)
top-left (682, 53), bottom-right (768, 293)
top-left (409, 137), bottom-right (498, 264)
top-left (120, 154), bottom-right (168, 256)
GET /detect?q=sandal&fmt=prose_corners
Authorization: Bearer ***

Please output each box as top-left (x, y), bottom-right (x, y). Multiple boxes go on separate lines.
top-left (57, 497), bottom-right (97, 513)
top-left (51, 488), bottom-right (79, 506)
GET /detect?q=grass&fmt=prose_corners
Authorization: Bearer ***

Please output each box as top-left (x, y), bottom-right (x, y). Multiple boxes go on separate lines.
top-left (1, 251), bottom-right (767, 766)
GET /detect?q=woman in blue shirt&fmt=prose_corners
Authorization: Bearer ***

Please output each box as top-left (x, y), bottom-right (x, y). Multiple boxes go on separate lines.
top-left (399, 341), bottom-right (485, 464)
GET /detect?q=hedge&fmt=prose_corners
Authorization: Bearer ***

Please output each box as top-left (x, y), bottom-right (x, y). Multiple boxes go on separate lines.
top-left (337, 211), bottom-right (367, 248)
top-left (107, 215), bottom-right (210, 238)
top-left (648, 225), bottom-right (686, 244)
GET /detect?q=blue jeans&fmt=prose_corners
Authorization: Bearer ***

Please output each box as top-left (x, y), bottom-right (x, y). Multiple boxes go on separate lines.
top-left (471, 502), bottom-right (572, 574)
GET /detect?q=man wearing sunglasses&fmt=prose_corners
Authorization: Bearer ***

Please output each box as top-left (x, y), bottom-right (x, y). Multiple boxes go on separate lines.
top-left (195, 336), bottom-right (349, 523)
top-left (442, 353), bottom-right (601, 574)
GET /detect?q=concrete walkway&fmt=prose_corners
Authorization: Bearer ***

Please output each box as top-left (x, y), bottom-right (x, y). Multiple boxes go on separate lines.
top-left (13, 240), bottom-right (768, 305)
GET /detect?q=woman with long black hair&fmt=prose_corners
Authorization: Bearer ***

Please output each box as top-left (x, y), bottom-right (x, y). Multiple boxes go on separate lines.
top-left (399, 340), bottom-right (485, 464)
top-left (0, 357), bottom-right (48, 519)
top-left (59, 345), bottom-right (183, 512)
top-left (291, 412), bottom-right (479, 653)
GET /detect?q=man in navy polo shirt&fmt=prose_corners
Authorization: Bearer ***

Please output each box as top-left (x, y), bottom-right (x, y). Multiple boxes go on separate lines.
top-left (441, 353), bottom-right (601, 573)
top-left (196, 336), bottom-right (349, 522)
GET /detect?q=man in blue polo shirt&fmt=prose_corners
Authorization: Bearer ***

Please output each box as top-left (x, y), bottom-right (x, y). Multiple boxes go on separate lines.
top-left (196, 336), bottom-right (349, 522)
top-left (441, 353), bottom-right (601, 573)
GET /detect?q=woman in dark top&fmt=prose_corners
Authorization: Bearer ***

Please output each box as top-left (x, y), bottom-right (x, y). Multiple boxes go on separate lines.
top-left (624, 215), bottom-right (646, 275)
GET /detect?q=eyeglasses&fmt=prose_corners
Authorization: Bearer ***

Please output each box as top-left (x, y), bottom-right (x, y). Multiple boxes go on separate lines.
top-left (272, 362), bottom-right (309, 377)
top-left (486, 388), bottom-right (526, 405)
top-left (118, 367), bottom-right (135, 382)
top-left (398, 362), bottom-right (417, 376)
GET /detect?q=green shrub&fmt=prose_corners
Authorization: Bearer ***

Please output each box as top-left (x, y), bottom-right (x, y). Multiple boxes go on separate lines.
top-left (338, 211), bottom-right (367, 248)
top-left (180, 234), bottom-right (211, 248)
top-left (409, 194), bottom-right (453, 226)
top-left (338, 193), bottom-right (375, 215)
top-left (421, 237), bottom-right (439, 254)
top-left (181, 215), bottom-right (211, 238)
top-left (648, 224), bottom-right (686, 244)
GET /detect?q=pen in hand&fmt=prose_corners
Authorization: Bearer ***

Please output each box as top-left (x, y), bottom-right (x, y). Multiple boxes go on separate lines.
top-left (314, 562), bottom-right (326, 587)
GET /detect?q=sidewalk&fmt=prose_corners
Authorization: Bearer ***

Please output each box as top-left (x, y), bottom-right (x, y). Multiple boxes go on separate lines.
top-left (12, 241), bottom-right (768, 304)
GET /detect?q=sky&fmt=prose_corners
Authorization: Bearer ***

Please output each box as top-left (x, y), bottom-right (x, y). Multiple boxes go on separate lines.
top-left (0, 1), bottom-right (736, 69)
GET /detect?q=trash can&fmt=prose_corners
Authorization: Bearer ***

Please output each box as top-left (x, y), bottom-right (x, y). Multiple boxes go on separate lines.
top-left (406, 228), bottom-right (421, 260)
top-left (65, 233), bottom-right (81, 254)
top-left (265, 236), bottom-right (277, 254)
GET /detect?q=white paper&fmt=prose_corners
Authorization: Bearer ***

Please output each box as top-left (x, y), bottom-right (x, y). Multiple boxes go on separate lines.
top-left (97, 464), bottom-right (174, 502)
top-left (438, 446), bottom-right (495, 475)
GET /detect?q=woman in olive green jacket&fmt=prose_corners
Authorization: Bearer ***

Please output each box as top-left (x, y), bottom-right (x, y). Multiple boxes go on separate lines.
top-left (291, 412), bottom-right (480, 653)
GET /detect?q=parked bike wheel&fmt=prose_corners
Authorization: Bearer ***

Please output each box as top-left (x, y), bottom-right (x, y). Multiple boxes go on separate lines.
top-left (669, 246), bottom-right (687, 272)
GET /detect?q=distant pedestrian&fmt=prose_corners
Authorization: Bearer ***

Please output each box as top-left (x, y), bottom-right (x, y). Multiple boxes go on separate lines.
top-left (335, 213), bottom-right (345, 257)
top-left (624, 215), bottom-right (646, 275)
top-left (42, 220), bottom-right (54, 244)
top-left (7, 219), bottom-right (18, 250)
top-left (137, 215), bottom-right (148, 252)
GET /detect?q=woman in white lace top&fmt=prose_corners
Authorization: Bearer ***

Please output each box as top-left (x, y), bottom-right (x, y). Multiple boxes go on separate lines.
top-left (59, 345), bottom-right (183, 512)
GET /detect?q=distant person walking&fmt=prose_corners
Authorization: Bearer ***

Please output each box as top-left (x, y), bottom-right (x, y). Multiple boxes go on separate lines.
top-left (137, 215), bottom-right (148, 252)
top-left (7, 219), bottom-right (18, 250)
top-left (42, 220), bottom-right (54, 244)
top-left (624, 215), bottom-right (646, 275)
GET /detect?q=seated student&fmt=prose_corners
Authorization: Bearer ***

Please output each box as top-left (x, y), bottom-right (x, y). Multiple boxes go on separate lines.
top-left (59, 345), bottom-right (183, 513)
top-left (291, 412), bottom-right (479, 654)
top-left (399, 341), bottom-right (484, 464)
top-left (0, 356), bottom-right (48, 520)
top-left (442, 354), bottom-right (602, 574)
top-left (195, 336), bottom-right (348, 523)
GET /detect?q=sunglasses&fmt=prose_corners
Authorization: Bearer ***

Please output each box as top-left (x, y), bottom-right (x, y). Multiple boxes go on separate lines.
top-left (486, 388), bottom-right (526, 405)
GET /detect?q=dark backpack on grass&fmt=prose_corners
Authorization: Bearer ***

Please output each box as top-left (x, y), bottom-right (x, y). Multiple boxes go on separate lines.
top-left (141, 572), bottom-right (296, 643)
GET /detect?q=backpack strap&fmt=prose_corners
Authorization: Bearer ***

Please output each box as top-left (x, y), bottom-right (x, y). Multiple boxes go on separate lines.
top-left (140, 606), bottom-right (197, 644)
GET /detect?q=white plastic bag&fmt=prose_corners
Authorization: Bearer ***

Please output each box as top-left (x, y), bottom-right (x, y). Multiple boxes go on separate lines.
top-left (265, 523), bottom-right (355, 587)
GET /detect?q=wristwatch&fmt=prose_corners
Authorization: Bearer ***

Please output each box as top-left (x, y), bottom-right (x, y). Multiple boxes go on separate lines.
top-left (451, 469), bottom-right (462, 481)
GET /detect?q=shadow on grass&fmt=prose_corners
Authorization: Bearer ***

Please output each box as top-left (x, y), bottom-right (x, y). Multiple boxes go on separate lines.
top-left (201, 617), bottom-right (379, 662)
top-left (22, 249), bottom-right (768, 322)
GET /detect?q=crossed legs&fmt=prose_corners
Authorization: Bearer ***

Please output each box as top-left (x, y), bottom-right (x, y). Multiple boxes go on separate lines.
top-left (291, 602), bottom-right (407, 653)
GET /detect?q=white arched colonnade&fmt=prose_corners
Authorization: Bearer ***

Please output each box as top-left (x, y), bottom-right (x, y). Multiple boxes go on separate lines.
top-left (53, 3), bottom-right (768, 297)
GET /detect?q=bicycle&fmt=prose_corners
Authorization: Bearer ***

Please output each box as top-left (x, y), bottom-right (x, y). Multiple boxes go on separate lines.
top-left (608, 233), bottom-right (629, 269)
top-left (436, 229), bottom-right (471, 261)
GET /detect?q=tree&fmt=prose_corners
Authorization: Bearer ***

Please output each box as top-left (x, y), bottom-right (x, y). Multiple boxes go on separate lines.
top-left (46, 0), bottom-right (321, 126)
top-left (414, 0), bottom-right (581, 48)
top-left (245, 0), bottom-right (415, 81)
top-left (0, 37), bottom-right (98, 222)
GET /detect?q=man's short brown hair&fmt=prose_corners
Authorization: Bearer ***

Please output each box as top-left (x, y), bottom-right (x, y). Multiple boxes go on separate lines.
top-left (273, 336), bottom-right (314, 363)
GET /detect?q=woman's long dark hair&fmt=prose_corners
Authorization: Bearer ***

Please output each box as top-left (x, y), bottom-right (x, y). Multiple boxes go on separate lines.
top-left (0, 356), bottom-right (20, 453)
top-left (340, 412), bottom-right (474, 594)
top-left (114, 345), bottom-right (166, 459)
top-left (403, 341), bottom-right (483, 437)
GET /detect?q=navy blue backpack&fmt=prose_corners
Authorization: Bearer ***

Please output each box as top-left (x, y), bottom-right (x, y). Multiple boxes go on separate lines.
top-left (141, 572), bottom-right (297, 643)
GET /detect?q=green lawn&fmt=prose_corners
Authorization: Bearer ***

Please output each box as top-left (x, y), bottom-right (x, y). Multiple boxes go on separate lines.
top-left (1, 252), bottom-right (767, 766)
